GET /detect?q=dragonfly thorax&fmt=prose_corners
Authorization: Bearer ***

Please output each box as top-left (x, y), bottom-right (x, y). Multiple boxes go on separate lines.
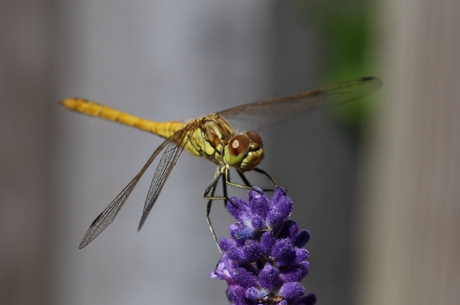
top-left (186, 114), bottom-right (234, 163)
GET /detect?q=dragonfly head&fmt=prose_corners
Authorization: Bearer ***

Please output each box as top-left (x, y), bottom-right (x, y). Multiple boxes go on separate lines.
top-left (224, 130), bottom-right (264, 172)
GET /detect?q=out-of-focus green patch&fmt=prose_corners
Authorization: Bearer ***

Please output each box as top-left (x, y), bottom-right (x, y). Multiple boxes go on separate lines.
top-left (294, 0), bottom-right (376, 132)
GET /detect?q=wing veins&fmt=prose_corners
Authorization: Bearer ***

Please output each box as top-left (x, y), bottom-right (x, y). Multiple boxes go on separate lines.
top-left (78, 134), bottom-right (180, 249)
top-left (218, 76), bottom-right (382, 126)
top-left (137, 122), bottom-right (198, 230)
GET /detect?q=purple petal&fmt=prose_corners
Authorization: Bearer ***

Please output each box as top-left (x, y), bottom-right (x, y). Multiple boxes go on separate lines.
top-left (210, 254), bottom-right (237, 285)
top-left (270, 187), bottom-right (288, 206)
top-left (279, 262), bottom-right (309, 282)
top-left (233, 267), bottom-right (258, 289)
top-left (272, 239), bottom-right (296, 267)
top-left (266, 196), bottom-right (293, 229)
top-left (260, 232), bottom-right (275, 254)
top-left (279, 282), bottom-right (305, 301)
top-left (230, 223), bottom-right (254, 244)
top-left (226, 197), bottom-right (250, 222)
top-left (294, 230), bottom-right (310, 248)
top-left (227, 285), bottom-right (247, 305)
top-left (294, 293), bottom-right (317, 305)
top-left (250, 215), bottom-right (265, 231)
top-left (242, 240), bottom-right (264, 262)
top-left (294, 248), bottom-right (309, 264)
top-left (278, 220), bottom-right (299, 241)
top-left (219, 238), bottom-right (235, 252)
top-left (248, 188), bottom-right (270, 218)
top-left (259, 263), bottom-right (281, 290)
top-left (227, 246), bottom-right (245, 263)
top-left (245, 287), bottom-right (268, 301)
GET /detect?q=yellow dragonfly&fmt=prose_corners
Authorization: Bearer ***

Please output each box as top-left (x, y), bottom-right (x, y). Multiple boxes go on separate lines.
top-left (60, 76), bottom-right (381, 249)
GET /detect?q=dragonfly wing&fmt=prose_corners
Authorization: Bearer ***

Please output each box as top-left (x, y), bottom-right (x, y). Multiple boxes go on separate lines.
top-left (218, 76), bottom-right (382, 128)
top-left (138, 122), bottom-right (199, 231)
top-left (78, 133), bottom-right (181, 249)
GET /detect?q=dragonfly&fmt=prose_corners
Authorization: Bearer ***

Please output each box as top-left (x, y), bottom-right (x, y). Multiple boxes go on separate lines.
top-left (60, 76), bottom-right (381, 249)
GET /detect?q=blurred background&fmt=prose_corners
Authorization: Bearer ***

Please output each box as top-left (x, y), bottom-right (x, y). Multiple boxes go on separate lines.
top-left (1, 0), bottom-right (459, 305)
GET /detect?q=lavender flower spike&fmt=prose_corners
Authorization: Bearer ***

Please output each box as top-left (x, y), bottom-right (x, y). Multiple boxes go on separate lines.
top-left (211, 187), bottom-right (316, 305)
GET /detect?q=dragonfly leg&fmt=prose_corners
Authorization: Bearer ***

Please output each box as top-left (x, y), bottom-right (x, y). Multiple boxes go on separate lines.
top-left (222, 168), bottom-right (237, 208)
top-left (236, 170), bottom-right (252, 187)
top-left (203, 167), bottom-right (240, 253)
top-left (235, 168), bottom-right (277, 193)
top-left (253, 167), bottom-right (278, 192)
top-left (206, 184), bottom-right (222, 253)
top-left (204, 166), bottom-right (249, 200)
top-left (203, 168), bottom-right (223, 199)
top-left (204, 167), bottom-right (225, 253)
top-left (205, 167), bottom-right (237, 208)
top-left (224, 171), bottom-right (252, 190)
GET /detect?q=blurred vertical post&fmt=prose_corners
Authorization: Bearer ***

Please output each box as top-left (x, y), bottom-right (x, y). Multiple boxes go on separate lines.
top-left (0, 1), bottom-right (54, 305)
top-left (356, 1), bottom-right (460, 304)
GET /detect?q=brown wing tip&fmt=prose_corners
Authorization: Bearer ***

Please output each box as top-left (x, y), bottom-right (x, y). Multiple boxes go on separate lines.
top-left (138, 215), bottom-right (146, 232)
top-left (308, 89), bottom-right (322, 97)
top-left (78, 231), bottom-right (98, 249)
top-left (360, 76), bottom-right (383, 86)
top-left (78, 213), bottom-right (104, 249)
top-left (360, 76), bottom-right (375, 81)
top-left (79, 238), bottom-right (89, 249)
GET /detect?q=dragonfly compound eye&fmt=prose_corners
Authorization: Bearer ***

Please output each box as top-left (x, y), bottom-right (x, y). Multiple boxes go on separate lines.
top-left (224, 134), bottom-right (250, 167)
top-left (246, 130), bottom-right (263, 146)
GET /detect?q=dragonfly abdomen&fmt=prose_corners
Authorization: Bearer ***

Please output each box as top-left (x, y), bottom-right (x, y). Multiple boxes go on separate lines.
top-left (59, 98), bottom-right (185, 139)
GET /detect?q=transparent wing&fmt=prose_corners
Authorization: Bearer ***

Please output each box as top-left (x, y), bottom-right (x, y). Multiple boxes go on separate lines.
top-left (137, 122), bottom-right (199, 230)
top-left (218, 76), bottom-right (382, 128)
top-left (78, 124), bottom-right (195, 249)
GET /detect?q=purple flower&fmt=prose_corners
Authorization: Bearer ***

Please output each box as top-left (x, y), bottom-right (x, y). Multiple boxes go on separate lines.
top-left (210, 187), bottom-right (316, 305)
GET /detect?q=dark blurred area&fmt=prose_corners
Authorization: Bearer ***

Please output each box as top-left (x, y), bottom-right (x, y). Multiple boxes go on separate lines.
top-left (1, 1), bottom-right (459, 305)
